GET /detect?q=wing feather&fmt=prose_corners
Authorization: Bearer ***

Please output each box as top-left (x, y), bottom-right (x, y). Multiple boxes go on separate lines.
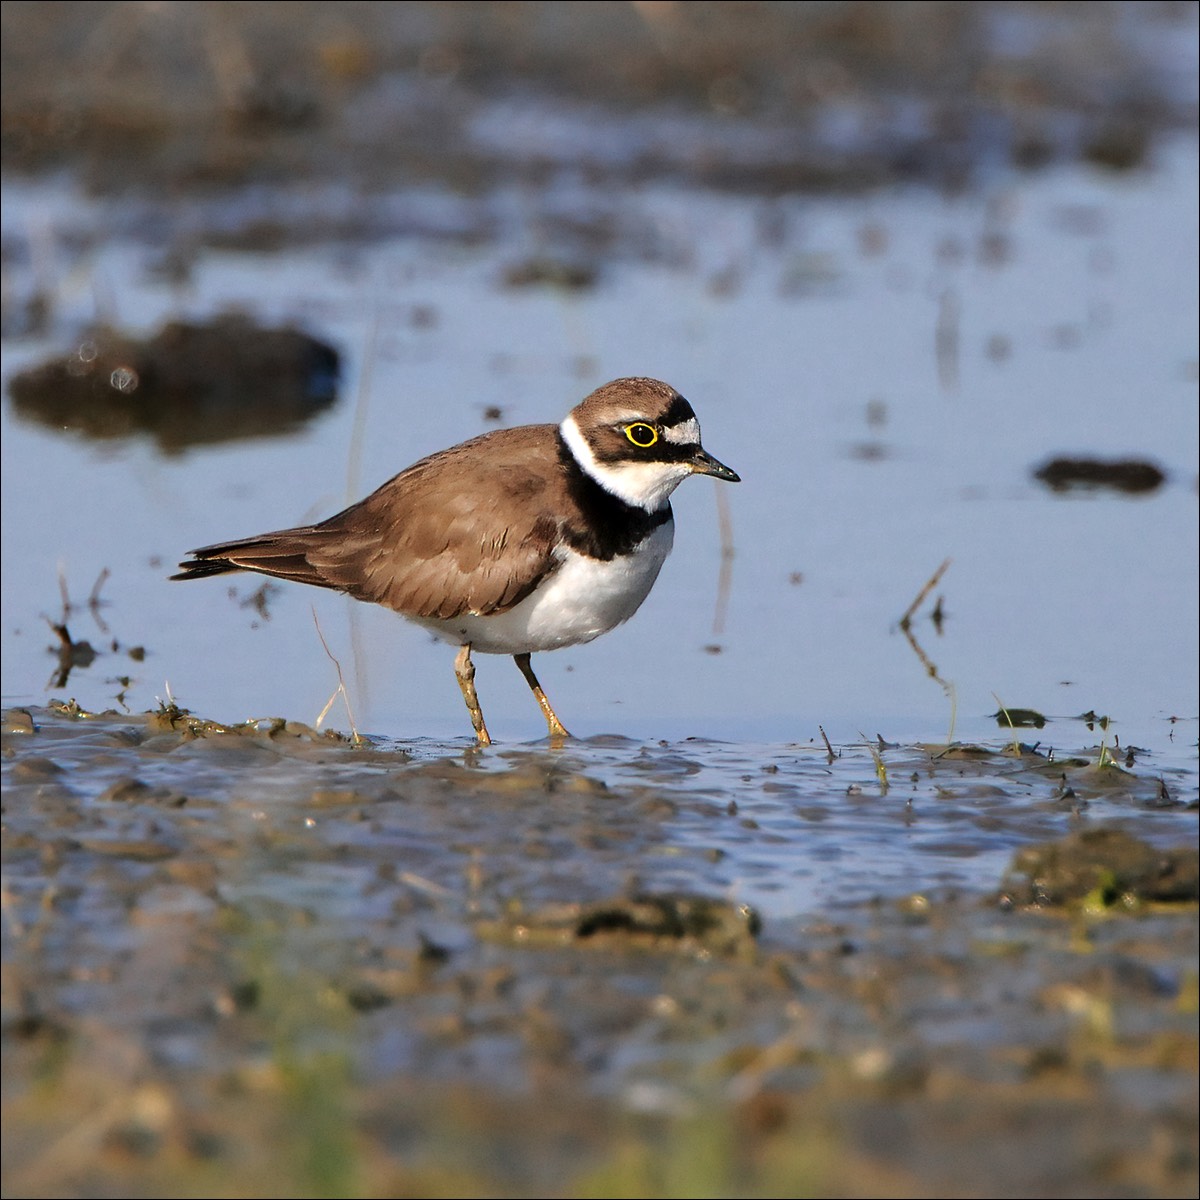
top-left (172, 425), bottom-right (565, 620)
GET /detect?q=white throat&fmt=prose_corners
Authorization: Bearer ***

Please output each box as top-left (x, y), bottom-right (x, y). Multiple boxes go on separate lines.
top-left (560, 414), bottom-right (692, 512)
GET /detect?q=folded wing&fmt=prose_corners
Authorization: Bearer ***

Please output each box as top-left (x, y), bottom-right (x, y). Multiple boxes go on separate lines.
top-left (172, 426), bottom-right (564, 621)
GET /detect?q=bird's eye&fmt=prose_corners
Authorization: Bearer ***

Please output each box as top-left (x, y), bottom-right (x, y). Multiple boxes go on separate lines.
top-left (624, 422), bottom-right (658, 447)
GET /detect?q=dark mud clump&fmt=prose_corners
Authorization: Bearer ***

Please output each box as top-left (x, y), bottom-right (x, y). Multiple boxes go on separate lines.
top-left (7, 314), bottom-right (339, 453)
top-left (480, 892), bottom-right (762, 957)
top-left (1001, 827), bottom-right (1200, 909)
top-left (1033, 456), bottom-right (1168, 495)
top-left (992, 706), bottom-right (1048, 729)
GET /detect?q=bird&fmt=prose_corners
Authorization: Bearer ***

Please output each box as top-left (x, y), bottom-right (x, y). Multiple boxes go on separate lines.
top-left (172, 376), bottom-right (740, 744)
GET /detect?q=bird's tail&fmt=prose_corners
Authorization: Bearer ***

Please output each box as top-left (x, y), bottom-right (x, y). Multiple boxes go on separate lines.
top-left (171, 528), bottom-right (339, 590)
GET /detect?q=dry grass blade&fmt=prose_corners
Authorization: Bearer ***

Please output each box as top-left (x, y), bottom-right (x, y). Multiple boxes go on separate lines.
top-left (858, 731), bottom-right (889, 793)
top-left (346, 310), bottom-right (383, 720)
top-left (992, 692), bottom-right (1022, 754)
top-left (312, 608), bottom-right (362, 744)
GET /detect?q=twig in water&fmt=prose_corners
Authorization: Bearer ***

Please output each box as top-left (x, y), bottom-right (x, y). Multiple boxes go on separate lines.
top-left (900, 558), bottom-right (952, 629)
top-left (57, 564), bottom-right (71, 617)
top-left (87, 567), bottom-right (111, 632)
top-left (818, 724), bottom-right (836, 764)
top-left (55, 565), bottom-right (112, 634)
top-left (900, 614), bottom-right (957, 745)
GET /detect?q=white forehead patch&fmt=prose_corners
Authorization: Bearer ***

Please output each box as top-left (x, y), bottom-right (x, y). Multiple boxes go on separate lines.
top-left (662, 417), bottom-right (700, 446)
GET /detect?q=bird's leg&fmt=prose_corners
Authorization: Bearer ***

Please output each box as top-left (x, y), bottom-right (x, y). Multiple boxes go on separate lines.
top-left (454, 643), bottom-right (492, 746)
top-left (513, 653), bottom-right (571, 741)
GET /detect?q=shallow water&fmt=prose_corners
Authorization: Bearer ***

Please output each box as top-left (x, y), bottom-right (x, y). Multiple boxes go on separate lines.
top-left (2, 139), bottom-right (1197, 776)
top-left (4, 702), bottom-right (1194, 923)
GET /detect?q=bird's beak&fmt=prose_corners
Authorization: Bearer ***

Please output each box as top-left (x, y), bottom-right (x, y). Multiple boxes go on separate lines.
top-left (690, 447), bottom-right (740, 483)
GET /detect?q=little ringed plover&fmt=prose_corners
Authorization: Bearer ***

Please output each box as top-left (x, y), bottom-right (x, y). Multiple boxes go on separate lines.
top-left (172, 376), bottom-right (739, 744)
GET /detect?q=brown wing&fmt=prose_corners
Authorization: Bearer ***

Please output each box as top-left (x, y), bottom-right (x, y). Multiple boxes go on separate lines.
top-left (172, 424), bottom-right (565, 620)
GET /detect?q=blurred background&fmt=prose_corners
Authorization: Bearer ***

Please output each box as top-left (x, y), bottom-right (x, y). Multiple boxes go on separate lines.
top-left (2, 0), bottom-right (1197, 747)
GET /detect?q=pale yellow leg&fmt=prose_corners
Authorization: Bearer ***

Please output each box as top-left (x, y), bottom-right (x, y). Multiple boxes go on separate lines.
top-left (513, 652), bottom-right (571, 741)
top-left (454, 643), bottom-right (492, 746)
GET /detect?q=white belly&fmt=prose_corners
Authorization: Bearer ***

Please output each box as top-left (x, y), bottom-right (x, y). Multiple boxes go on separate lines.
top-left (415, 520), bottom-right (674, 655)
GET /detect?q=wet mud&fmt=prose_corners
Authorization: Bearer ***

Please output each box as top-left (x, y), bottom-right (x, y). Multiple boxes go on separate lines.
top-left (3, 704), bottom-right (1196, 1197)
top-left (1033, 456), bottom-right (1169, 495)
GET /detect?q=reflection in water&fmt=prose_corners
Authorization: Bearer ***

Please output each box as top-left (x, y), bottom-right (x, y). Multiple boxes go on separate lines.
top-left (41, 567), bottom-right (144, 691)
top-left (899, 558), bottom-right (957, 738)
top-left (45, 619), bottom-right (96, 689)
top-left (711, 483), bottom-right (736, 638)
top-left (8, 314), bottom-right (339, 454)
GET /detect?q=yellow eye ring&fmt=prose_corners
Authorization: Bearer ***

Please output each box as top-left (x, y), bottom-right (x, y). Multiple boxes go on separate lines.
top-left (624, 422), bottom-right (658, 447)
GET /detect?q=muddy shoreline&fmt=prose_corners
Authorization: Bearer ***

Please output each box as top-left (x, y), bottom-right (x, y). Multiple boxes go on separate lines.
top-left (3, 3), bottom-right (1196, 238)
top-left (3, 703), bottom-right (1196, 1197)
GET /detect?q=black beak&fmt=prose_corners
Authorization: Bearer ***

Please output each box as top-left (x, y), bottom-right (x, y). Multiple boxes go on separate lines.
top-left (691, 447), bottom-right (740, 483)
